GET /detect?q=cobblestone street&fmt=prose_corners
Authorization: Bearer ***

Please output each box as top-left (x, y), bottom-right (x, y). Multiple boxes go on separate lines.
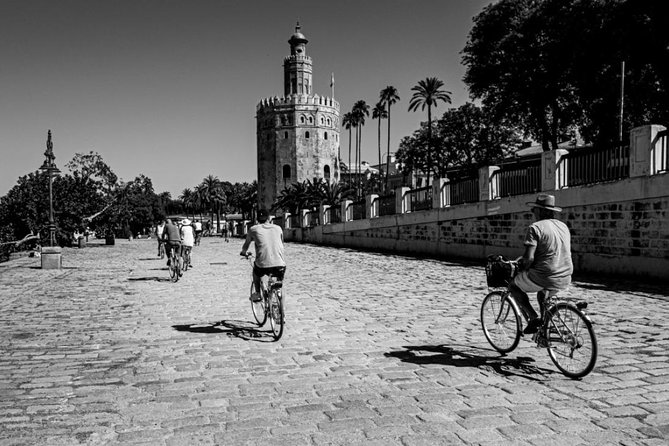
top-left (1, 237), bottom-right (668, 445)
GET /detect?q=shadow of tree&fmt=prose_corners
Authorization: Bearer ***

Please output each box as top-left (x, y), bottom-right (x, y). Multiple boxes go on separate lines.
top-left (385, 344), bottom-right (554, 381)
top-left (172, 319), bottom-right (275, 342)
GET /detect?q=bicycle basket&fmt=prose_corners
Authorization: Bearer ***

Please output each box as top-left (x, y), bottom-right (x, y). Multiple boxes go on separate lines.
top-left (485, 255), bottom-right (516, 287)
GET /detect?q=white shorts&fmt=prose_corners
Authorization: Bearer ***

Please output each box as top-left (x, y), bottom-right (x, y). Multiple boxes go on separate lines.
top-left (512, 270), bottom-right (544, 293)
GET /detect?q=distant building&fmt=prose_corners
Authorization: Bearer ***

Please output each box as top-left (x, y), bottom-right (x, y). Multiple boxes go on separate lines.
top-left (256, 23), bottom-right (341, 213)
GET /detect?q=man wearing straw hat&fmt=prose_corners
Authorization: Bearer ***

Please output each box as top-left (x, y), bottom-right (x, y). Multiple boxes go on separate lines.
top-left (510, 194), bottom-right (573, 334)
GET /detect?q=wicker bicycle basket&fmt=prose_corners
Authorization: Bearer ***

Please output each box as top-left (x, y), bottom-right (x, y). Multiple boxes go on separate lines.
top-left (485, 256), bottom-right (517, 288)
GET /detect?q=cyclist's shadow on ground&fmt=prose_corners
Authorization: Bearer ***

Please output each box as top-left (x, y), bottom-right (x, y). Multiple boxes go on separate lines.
top-left (128, 268), bottom-right (174, 282)
top-left (172, 319), bottom-right (277, 342)
top-left (385, 344), bottom-right (555, 381)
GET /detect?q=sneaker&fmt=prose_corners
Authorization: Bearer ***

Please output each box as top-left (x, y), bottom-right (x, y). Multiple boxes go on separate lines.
top-left (250, 292), bottom-right (261, 302)
top-left (523, 318), bottom-right (542, 335)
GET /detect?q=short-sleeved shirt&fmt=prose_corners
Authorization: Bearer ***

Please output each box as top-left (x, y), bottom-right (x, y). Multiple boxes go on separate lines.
top-left (163, 223), bottom-right (181, 242)
top-left (524, 219), bottom-right (573, 290)
top-left (247, 223), bottom-right (285, 268)
top-left (193, 222), bottom-right (202, 231)
top-left (180, 225), bottom-right (195, 247)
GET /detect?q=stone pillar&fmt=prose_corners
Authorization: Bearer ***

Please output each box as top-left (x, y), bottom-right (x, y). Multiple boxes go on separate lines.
top-left (396, 187), bottom-right (410, 214)
top-left (432, 177), bottom-right (449, 208)
top-left (242, 221), bottom-right (250, 235)
top-left (41, 246), bottom-right (62, 270)
top-left (283, 212), bottom-right (291, 229)
top-left (541, 149), bottom-right (569, 191)
top-left (342, 200), bottom-right (352, 222)
top-left (366, 194), bottom-right (379, 219)
top-left (478, 166), bottom-right (500, 201)
top-left (630, 124), bottom-right (667, 177)
top-left (300, 209), bottom-right (309, 227)
top-left (320, 205), bottom-right (330, 225)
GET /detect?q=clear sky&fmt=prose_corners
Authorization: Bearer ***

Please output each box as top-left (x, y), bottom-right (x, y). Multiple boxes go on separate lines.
top-left (0, 0), bottom-right (493, 198)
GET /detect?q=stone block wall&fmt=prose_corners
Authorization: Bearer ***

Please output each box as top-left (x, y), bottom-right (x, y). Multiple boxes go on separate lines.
top-left (287, 173), bottom-right (669, 281)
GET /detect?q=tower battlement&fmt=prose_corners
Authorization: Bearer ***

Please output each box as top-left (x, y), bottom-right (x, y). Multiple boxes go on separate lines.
top-left (256, 95), bottom-right (340, 113)
top-left (284, 55), bottom-right (312, 64)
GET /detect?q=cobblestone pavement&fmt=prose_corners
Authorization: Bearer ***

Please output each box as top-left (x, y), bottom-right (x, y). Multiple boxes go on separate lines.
top-left (1, 237), bottom-right (668, 446)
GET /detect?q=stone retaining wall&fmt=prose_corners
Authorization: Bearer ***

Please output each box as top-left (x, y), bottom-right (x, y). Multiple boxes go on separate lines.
top-left (285, 172), bottom-right (669, 281)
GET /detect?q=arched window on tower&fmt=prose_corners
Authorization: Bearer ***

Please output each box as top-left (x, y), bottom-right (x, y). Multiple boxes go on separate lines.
top-left (305, 131), bottom-right (310, 139)
top-left (320, 117), bottom-right (324, 125)
top-left (284, 131), bottom-right (288, 139)
top-left (300, 115), bottom-right (305, 124)
top-left (283, 165), bottom-right (291, 181)
top-left (324, 132), bottom-right (328, 140)
top-left (305, 79), bottom-right (310, 94)
top-left (308, 116), bottom-right (313, 124)
top-left (324, 165), bottom-right (331, 180)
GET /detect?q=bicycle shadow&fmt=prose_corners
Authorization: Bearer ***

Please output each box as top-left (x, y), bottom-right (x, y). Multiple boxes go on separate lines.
top-left (128, 276), bottom-right (172, 282)
top-left (172, 319), bottom-right (276, 342)
top-left (384, 344), bottom-right (555, 381)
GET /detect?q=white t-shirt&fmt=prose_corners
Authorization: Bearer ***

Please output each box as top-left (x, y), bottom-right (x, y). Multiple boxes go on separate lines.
top-left (180, 225), bottom-right (195, 247)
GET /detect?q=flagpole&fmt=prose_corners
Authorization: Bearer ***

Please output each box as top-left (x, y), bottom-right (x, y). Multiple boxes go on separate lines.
top-left (330, 72), bottom-right (334, 99)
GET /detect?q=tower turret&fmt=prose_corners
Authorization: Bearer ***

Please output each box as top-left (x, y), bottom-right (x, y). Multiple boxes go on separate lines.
top-left (284, 22), bottom-right (313, 96)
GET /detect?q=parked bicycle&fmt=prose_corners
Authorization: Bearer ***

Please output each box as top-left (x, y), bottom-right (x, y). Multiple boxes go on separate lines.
top-left (243, 254), bottom-right (285, 340)
top-left (481, 255), bottom-right (597, 379)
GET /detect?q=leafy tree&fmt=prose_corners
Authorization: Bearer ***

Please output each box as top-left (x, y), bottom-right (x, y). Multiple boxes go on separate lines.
top-left (380, 85), bottom-right (400, 191)
top-left (408, 77), bottom-right (452, 185)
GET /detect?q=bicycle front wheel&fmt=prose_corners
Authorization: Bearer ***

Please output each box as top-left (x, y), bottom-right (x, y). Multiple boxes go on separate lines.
top-left (481, 291), bottom-right (521, 354)
top-left (268, 289), bottom-right (284, 341)
top-left (250, 282), bottom-right (267, 326)
top-left (545, 303), bottom-right (597, 379)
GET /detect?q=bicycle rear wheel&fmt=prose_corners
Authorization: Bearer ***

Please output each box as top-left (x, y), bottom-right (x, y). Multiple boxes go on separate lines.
top-left (545, 303), bottom-right (597, 379)
top-left (268, 288), bottom-right (284, 340)
top-left (250, 282), bottom-right (267, 326)
top-left (481, 291), bottom-right (521, 354)
top-left (182, 250), bottom-right (190, 272)
top-left (169, 253), bottom-right (179, 282)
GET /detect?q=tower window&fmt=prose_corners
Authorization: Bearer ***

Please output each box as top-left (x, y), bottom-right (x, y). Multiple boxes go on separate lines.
top-left (327, 118), bottom-right (331, 126)
top-left (308, 116), bottom-right (313, 124)
top-left (324, 165), bottom-right (331, 180)
top-left (324, 132), bottom-right (328, 140)
top-left (284, 131), bottom-right (288, 139)
top-left (300, 116), bottom-right (305, 124)
top-left (320, 117), bottom-right (324, 125)
top-left (305, 131), bottom-right (310, 139)
top-left (283, 164), bottom-right (291, 179)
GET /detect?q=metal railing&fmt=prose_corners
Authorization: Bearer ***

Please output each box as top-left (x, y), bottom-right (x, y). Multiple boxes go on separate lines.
top-left (377, 194), bottom-right (395, 216)
top-left (492, 160), bottom-right (541, 197)
top-left (329, 206), bottom-right (342, 224)
top-left (651, 130), bottom-right (668, 175)
top-left (450, 177), bottom-right (479, 205)
top-left (289, 214), bottom-right (301, 229)
top-left (559, 145), bottom-right (629, 188)
top-left (351, 200), bottom-right (365, 220)
top-left (305, 210), bottom-right (319, 227)
top-left (407, 186), bottom-right (432, 212)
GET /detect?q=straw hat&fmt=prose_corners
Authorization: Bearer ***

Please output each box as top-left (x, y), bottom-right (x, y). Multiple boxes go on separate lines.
top-left (527, 194), bottom-right (562, 212)
top-left (181, 218), bottom-right (192, 225)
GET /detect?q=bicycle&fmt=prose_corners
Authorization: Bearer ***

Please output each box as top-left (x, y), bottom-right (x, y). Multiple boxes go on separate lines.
top-left (158, 240), bottom-right (165, 259)
top-left (182, 246), bottom-right (192, 272)
top-left (166, 242), bottom-right (182, 282)
top-left (480, 255), bottom-right (597, 379)
top-left (243, 254), bottom-right (285, 340)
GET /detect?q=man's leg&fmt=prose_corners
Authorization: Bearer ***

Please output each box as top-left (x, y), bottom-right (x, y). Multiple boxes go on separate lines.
top-left (251, 270), bottom-right (262, 302)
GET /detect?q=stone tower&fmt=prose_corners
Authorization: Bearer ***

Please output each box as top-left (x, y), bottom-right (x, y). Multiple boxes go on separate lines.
top-left (256, 23), bottom-right (340, 213)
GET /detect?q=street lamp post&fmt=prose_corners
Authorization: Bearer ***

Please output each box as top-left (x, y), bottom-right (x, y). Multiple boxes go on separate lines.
top-left (40, 130), bottom-right (61, 247)
top-left (39, 130), bottom-right (62, 269)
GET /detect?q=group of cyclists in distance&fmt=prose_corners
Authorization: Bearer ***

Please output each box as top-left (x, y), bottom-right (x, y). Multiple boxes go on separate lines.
top-left (153, 209), bottom-right (286, 301)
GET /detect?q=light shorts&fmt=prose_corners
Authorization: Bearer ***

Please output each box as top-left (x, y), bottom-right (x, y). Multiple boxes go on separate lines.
top-left (512, 270), bottom-right (544, 293)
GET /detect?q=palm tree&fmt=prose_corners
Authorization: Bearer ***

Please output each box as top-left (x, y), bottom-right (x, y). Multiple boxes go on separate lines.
top-left (352, 100), bottom-right (370, 199)
top-left (200, 174), bottom-right (222, 231)
top-left (380, 86), bottom-right (400, 191)
top-left (342, 112), bottom-right (354, 183)
top-left (408, 77), bottom-right (451, 186)
top-left (179, 188), bottom-right (195, 220)
top-left (372, 102), bottom-right (388, 188)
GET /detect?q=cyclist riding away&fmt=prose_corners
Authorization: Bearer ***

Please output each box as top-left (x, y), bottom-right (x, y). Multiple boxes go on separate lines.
top-left (240, 209), bottom-right (286, 302)
top-left (193, 219), bottom-right (203, 245)
top-left (509, 194), bottom-right (573, 334)
top-left (155, 219), bottom-right (166, 257)
top-left (180, 218), bottom-right (195, 268)
top-left (162, 218), bottom-right (182, 268)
